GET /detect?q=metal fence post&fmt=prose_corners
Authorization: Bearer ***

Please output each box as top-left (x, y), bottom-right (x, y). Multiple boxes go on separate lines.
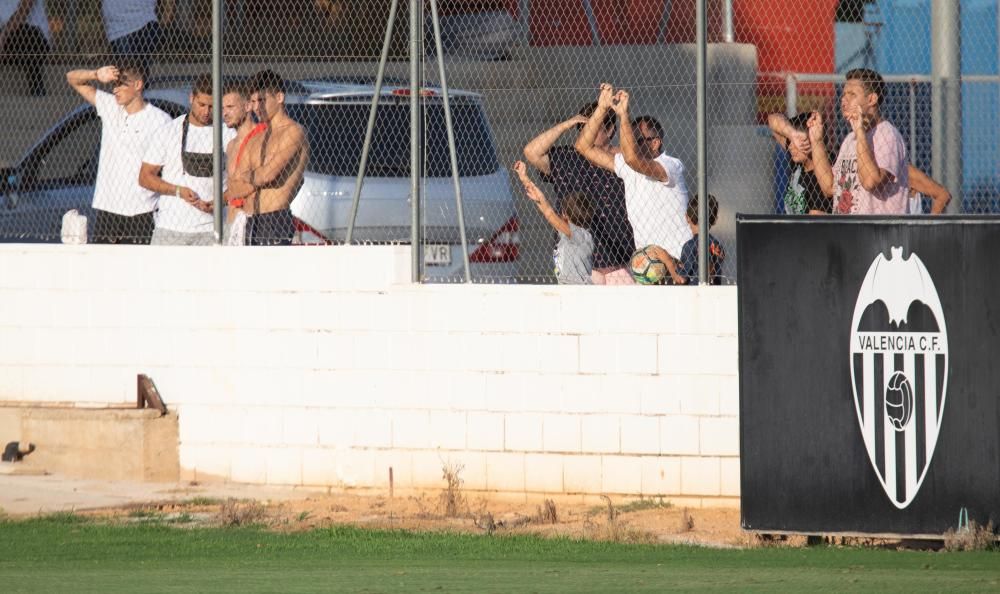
top-left (932, 0), bottom-right (962, 213)
top-left (696, 0), bottom-right (708, 285)
top-left (212, 0), bottom-right (223, 244)
top-left (410, 0), bottom-right (423, 282)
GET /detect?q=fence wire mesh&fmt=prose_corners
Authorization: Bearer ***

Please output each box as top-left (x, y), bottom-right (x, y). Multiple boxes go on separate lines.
top-left (0, 0), bottom-right (997, 284)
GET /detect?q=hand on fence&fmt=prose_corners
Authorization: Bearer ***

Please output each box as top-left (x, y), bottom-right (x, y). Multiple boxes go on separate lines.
top-left (597, 83), bottom-right (615, 111)
top-left (807, 111), bottom-right (824, 144)
top-left (611, 90), bottom-right (629, 118)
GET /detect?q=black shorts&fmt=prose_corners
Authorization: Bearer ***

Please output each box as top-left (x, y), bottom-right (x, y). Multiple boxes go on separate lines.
top-left (92, 210), bottom-right (155, 244)
top-left (245, 209), bottom-right (294, 246)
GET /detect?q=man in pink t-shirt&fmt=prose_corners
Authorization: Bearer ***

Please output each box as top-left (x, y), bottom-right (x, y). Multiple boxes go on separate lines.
top-left (811, 68), bottom-right (909, 214)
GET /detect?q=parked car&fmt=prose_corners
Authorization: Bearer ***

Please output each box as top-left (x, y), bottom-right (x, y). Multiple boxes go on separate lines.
top-left (0, 77), bottom-right (519, 282)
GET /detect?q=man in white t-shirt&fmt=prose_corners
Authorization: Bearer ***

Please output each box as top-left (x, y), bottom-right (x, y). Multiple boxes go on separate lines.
top-left (66, 60), bottom-right (172, 243)
top-left (811, 68), bottom-right (909, 215)
top-left (0, 0), bottom-right (51, 95)
top-left (139, 74), bottom-right (235, 245)
top-left (576, 83), bottom-right (692, 284)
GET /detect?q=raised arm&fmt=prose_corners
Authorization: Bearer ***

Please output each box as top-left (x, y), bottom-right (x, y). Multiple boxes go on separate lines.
top-left (574, 84), bottom-right (616, 173)
top-left (808, 111), bottom-right (834, 197)
top-left (767, 112), bottom-right (811, 153)
top-left (846, 107), bottom-right (893, 192)
top-left (908, 164), bottom-right (951, 214)
top-left (523, 115), bottom-right (587, 176)
top-left (65, 65), bottom-right (118, 106)
top-left (513, 161), bottom-right (571, 237)
top-left (614, 91), bottom-right (667, 182)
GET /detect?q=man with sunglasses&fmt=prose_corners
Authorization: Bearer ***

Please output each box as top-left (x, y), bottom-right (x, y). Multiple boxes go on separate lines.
top-left (139, 74), bottom-right (236, 245)
top-left (576, 83), bottom-right (692, 284)
top-left (66, 60), bottom-right (171, 244)
top-left (523, 102), bottom-right (635, 284)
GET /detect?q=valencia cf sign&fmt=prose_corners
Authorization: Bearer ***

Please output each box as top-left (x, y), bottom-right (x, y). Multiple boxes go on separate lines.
top-left (849, 247), bottom-right (948, 509)
top-left (737, 216), bottom-right (1000, 536)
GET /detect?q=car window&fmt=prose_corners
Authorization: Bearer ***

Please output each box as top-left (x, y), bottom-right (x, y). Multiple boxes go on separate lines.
top-left (287, 102), bottom-right (501, 178)
top-left (34, 114), bottom-right (101, 187)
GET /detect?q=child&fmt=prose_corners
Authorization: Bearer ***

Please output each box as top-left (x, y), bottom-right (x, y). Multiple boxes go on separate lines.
top-left (513, 161), bottom-right (594, 284)
top-left (678, 193), bottom-right (725, 285)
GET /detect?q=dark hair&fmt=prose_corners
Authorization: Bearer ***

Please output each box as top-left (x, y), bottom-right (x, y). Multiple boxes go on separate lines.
top-left (192, 74), bottom-right (213, 97)
top-left (223, 78), bottom-right (248, 98)
top-left (845, 68), bottom-right (886, 107)
top-left (578, 101), bottom-right (617, 134)
top-left (115, 58), bottom-right (147, 84)
top-left (785, 112), bottom-right (817, 149)
top-left (632, 115), bottom-right (664, 140)
top-left (687, 193), bottom-right (719, 228)
top-left (562, 192), bottom-right (594, 228)
top-left (249, 69), bottom-right (285, 95)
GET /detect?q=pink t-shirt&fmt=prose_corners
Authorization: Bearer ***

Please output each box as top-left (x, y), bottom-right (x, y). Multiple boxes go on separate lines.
top-left (832, 120), bottom-right (909, 214)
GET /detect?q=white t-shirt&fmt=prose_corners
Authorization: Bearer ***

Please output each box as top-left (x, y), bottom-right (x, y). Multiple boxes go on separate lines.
top-left (92, 90), bottom-right (172, 216)
top-left (101, 0), bottom-right (156, 42)
top-left (144, 115), bottom-right (235, 233)
top-left (0, 0), bottom-right (51, 43)
top-left (614, 152), bottom-right (693, 259)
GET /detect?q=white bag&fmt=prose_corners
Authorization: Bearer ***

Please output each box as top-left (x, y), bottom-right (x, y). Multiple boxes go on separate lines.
top-left (226, 211), bottom-right (247, 246)
top-left (61, 209), bottom-right (88, 244)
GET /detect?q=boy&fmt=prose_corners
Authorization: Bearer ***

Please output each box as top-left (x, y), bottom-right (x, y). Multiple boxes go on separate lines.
top-left (514, 161), bottom-right (594, 285)
top-left (678, 194), bottom-right (725, 285)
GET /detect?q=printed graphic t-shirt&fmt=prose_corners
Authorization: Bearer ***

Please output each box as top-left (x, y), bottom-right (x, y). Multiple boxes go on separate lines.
top-left (832, 120), bottom-right (909, 215)
top-left (784, 163), bottom-right (831, 214)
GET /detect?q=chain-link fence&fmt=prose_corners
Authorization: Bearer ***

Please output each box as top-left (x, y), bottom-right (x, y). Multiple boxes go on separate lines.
top-left (1, 0), bottom-right (998, 284)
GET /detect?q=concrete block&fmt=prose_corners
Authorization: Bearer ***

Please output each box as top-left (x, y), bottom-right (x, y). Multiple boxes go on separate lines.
top-left (639, 376), bottom-right (683, 415)
top-left (594, 375), bottom-right (643, 414)
top-left (542, 414), bottom-right (581, 453)
top-left (178, 405), bottom-right (244, 445)
top-left (660, 415), bottom-right (700, 455)
top-left (485, 452), bottom-right (525, 492)
top-left (677, 376), bottom-right (721, 416)
top-left (719, 375), bottom-right (740, 417)
top-left (680, 457), bottom-right (721, 496)
top-left (562, 455), bottom-right (602, 493)
top-left (538, 334), bottom-right (580, 374)
top-left (445, 372), bottom-right (487, 411)
top-left (466, 412), bottom-right (504, 451)
top-left (265, 447), bottom-right (303, 485)
top-left (179, 444), bottom-right (230, 483)
top-left (335, 448), bottom-right (377, 488)
top-left (485, 374), bottom-right (526, 412)
top-left (558, 375), bottom-right (604, 413)
top-left (282, 408), bottom-right (321, 446)
top-left (601, 455), bottom-right (642, 494)
top-left (315, 333), bottom-right (357, 370)
top-left (699, 417), bottom-right (739, 456)
top-left (580, 414), bottom-right (620, 454)
top-left (619, 415), bottom-right (660, 455)
top-left (353, 410), bottom-right (393, 448)
top-left (299, 293), bottom-right (342, 332)
top-left (657, 334), bottom-right (701, 376)
top-left (713, 287), bottom-right (739, 335)
top-left (504, 413), bottom-right (543, 452)
top-left (579, 334), bottom-right (657, 375)
top-left (351, 332), bottom-right (393, 370)
top-left (429, 411), bottom-right (467, 450)
top-left (386, 331), bottom-right (429, 372)
top-left (0, 366), bottom-right (24, 400)
top-left (721, 457), bottom-right (740, 497)
top-left (241, 407), bottom-right (284, 446)
top-left (496, 334), bottom-right (544, 373)
top-left (640, 456), bottom-right (681, 495)
top-left (392, 410), bottom-right (432, 449)
top-left (301, 447), bottom-right (340, 486)
top-left (230, 447), bottom-right (268, 484)
top-left (525, 453), bottom-right (565, 492)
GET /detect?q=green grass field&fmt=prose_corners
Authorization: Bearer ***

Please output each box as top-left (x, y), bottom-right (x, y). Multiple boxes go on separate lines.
top-left (0, 515), bottom-right (997, 593)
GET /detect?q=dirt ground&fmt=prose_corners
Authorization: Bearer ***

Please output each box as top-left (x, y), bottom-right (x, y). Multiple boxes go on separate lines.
top-left (82, 486), bottom-right (748, 548)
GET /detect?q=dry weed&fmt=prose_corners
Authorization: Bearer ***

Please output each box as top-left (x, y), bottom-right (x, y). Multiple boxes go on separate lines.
top-left (439, 462), bottom-right (467, 518)
top-left (216, 498), bottom-right (268, 527)
top-left (535, 499), bottom-right (558, 524)
top-left (678, 507), bottom-right (695, 532)
top-left (944, 520), bottom-right (997, 551)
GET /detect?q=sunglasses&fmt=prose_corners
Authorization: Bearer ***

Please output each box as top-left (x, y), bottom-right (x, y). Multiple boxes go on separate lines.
top-left (637, 135), bottom-right (659, 145)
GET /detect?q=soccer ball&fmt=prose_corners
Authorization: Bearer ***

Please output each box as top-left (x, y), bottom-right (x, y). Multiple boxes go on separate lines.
top-left (885, 371), bottom-right (914, 431)
top-left (630, 245), bottom-right (669, 285)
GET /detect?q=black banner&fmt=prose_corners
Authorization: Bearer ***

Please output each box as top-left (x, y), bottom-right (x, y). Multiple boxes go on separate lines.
top-left (738, 215), bottom-right (1000, 536)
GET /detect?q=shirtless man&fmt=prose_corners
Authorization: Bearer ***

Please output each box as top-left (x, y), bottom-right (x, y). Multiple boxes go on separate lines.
top-left (223, 70), bottom-right (308, 246)
top-left (220, 78), bottom-right (266, 241)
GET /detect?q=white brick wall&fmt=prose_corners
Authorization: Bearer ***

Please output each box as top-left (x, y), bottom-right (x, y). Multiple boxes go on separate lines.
top-left (0, 245), bottom-right (740, 501)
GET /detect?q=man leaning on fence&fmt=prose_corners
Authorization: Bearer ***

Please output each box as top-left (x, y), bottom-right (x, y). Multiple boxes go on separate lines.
top-left (223, 70), bottom-right (308, 246)
top-left (66, 60), bottom-right (171, 244)
top-left (576, 83), bottom-right (691, 285)
top-left (811, 68), bottom-right (909, 215)
top-left (138, 74), bottom-right (235, 245)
